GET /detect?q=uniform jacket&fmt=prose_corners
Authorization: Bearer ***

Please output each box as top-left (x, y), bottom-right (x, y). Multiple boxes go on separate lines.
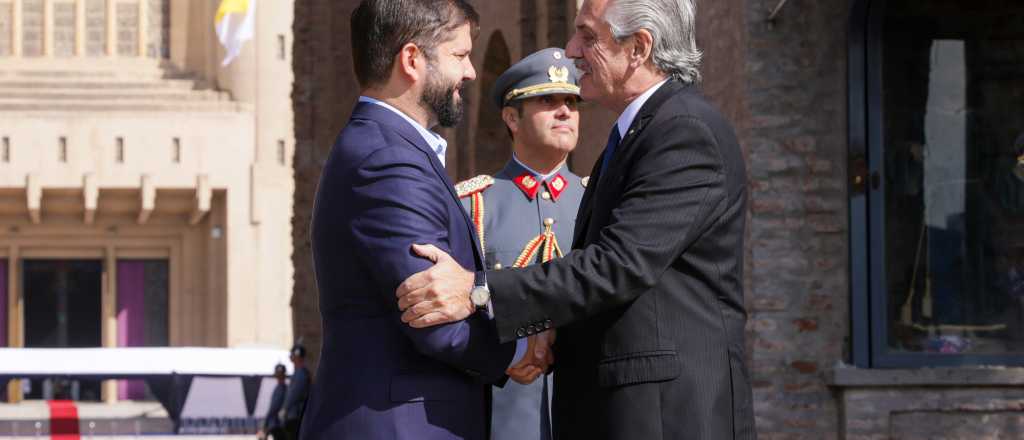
top-left (264, 382), bottom-right (286, 430)
top-left (487, 79), bottom-right (756, 440)
top-left (301, 102), bottom-right (516, 440)
top-left (283, 366), bottom-right (309, 421)
top-left (457, 160), bottom-right (585, 440)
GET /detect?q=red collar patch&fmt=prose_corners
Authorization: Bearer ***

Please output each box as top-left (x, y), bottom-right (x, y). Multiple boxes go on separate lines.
top-left (513, 173), bottom-right (540, 200)
top-left (546, 174), bottom-right (567, 201)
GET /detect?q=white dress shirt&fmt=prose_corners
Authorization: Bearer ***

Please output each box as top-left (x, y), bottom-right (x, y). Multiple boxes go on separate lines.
top-left (615, 78), bottom-right (669, 138)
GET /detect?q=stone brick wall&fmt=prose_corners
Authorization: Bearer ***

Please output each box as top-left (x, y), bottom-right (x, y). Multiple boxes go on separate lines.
top-left (741, 0), bottom-right (850, 438)
top-left (291, 0), bottom-right (360, 368)
top-left (829, 367), bottom-right (1024, 439)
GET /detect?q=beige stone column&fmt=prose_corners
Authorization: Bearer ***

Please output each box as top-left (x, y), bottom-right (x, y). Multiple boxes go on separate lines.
top-left (101, 246), bottom-right (118, 403)
top-left (137, 0), bottom-right (147, 57)
top-left (10, 0), bottom-right (20, 56)
top-left (42, 0), bottom-right (53, 56)
top-left (6, 246), bottom-right (22, 402)
top-left (75, 0), bottom-right (85, 56)
top-left (106, 0), bottom-right (116, 56)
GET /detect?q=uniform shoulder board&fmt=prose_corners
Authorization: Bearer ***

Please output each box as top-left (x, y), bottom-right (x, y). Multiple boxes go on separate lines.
top-left (581, 176), bottom-right (590, 188)
top-left (455, 175), bottom-right (495, 198)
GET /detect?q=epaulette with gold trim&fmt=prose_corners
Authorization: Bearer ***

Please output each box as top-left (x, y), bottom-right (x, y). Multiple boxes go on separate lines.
top-left (455, 175), bottom-right (495, 198)
top-left (581, 176), bottom-right (590, 188)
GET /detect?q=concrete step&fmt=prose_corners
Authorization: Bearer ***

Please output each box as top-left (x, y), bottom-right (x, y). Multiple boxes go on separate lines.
top-left (0, 88), bottom-right (231, 102)
top-left (0, 68), bottom-right (197, 81)
top-left (0, 58), bottom-right (196, 81)
top-left (0, 97), bottom-right (245, 112)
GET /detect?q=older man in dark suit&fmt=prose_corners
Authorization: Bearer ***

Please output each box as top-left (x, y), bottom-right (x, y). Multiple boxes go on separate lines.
top-left (396, 0), bottom-right (756, 438)
top-left (301, 1), bottom-right (547, 439)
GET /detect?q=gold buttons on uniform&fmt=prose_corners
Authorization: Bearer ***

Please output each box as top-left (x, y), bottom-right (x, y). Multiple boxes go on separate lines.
top-left (542, 191), bottom-right (551, 200)
top-left (543, 218), bottom-right (554, 227)
top-left (493, 263), bottom-right (503, 270)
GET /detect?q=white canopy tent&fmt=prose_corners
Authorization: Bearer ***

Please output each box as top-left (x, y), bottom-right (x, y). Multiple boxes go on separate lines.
top-left (0, 347), bottom-right (294, 433)
top-left (0, 347), bottom-right (292, 377)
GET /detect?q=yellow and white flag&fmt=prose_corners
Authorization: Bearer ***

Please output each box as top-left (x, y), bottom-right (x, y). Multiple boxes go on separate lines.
top-left (215, 0), bottom-right (256, 66)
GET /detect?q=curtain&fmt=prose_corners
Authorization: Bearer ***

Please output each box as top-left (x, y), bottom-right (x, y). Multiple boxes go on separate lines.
top-left (117, 261), bottom-right (147, 400)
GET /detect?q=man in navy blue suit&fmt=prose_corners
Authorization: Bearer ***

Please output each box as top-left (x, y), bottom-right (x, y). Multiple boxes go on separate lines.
top-left (300, 1), bottom-right (549, 439)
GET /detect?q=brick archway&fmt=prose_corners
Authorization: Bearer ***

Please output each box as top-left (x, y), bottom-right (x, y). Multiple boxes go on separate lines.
top-left (467, 31), bottom-right (513, 179)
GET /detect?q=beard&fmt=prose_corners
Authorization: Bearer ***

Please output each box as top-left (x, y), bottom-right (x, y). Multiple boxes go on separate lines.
top-left (421, 69), bottom-right (466, 128)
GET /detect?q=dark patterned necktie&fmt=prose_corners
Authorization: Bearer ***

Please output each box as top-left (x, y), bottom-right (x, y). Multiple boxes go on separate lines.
top-left (599, 125), bottom-right (622, 177)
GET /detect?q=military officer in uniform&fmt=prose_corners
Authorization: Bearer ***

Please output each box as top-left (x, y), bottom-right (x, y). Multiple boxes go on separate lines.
top-left (454, 47), bottom-right (586, 440)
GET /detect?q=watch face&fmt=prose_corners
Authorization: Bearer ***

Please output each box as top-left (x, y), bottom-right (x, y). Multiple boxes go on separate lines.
top-left (471, 287), bottom-right (490, 306)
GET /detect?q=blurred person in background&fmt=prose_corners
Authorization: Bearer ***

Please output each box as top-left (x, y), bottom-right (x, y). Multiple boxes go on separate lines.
top-left (283, 344), bottom-right (310, 440)
top-left (258, 364), bottom-right (288, 440)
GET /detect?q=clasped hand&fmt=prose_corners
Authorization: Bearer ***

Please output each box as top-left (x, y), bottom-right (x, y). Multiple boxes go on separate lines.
top-left (396, 243), bottom-right (555, 384)
top-left (507, 330), bottom-right (555, 384)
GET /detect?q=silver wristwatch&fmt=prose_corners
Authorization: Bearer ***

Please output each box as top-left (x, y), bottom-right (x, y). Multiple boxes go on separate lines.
top-left (470, 271), bottom-right (491, 312)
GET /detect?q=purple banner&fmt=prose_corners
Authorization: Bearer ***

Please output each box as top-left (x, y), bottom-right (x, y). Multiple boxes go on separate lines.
top-left (0, 259), bottom-right (6, 347)
top-left (117, 260), bottom-right (146, 400)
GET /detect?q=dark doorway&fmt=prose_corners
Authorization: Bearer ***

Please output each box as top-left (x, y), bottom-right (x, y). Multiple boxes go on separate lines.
top-left (23, 259), bottom-right (103, 401)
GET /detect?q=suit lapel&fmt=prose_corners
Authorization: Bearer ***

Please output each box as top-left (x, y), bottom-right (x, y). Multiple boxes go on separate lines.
top-left (571, 79), bottom-right (687, 247)
top-left (572, 154), bottom-right (604, 246)
top-left (352, 103), bottom-right (485, 268)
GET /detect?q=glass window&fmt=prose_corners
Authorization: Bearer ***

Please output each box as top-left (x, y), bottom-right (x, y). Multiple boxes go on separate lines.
top-left (871, 0), bottom-right (1024, 363)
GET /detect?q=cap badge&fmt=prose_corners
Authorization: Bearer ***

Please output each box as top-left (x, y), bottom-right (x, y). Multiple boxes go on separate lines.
top-left (549, 65), bottom-right (570, 84)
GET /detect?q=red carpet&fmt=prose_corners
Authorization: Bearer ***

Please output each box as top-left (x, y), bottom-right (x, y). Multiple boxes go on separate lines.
top-left (47, 400), bottom-right (81, 440)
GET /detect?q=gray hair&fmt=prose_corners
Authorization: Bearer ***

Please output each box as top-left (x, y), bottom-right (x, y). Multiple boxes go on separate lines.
top-left (605, 0), bottom-right (702, 84)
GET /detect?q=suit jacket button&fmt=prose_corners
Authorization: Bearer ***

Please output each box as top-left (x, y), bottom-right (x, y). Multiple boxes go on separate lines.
top-left (516, 328), bottom-right (526, 338)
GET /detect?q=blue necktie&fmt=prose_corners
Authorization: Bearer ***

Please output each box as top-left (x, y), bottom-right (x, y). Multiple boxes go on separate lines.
top-left (599, 125), bottom-right (621, 177)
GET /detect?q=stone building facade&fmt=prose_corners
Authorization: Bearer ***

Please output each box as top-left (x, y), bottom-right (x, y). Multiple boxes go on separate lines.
top-left (292, 0), bottom-right (1024, 438)
top-left (1, 0), bottom-right (296, 403)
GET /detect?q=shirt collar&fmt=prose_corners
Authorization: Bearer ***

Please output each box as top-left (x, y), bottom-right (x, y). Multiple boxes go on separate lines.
top-left (615, 78), bottom-right (669, 138)
top-left (358, 96), bottom-right (448, 166)
top-left (512, 153), bottom-right (563, 182)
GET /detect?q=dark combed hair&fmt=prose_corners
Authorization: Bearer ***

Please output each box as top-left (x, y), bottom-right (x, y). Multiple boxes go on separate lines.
top-left (350, 0), bottom-right (479, 88)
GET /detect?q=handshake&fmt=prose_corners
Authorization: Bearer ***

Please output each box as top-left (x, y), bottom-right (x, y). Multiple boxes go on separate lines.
top-left (394, 243), bottom-right (556, 384)
top-left (507, 330), bottom-right (555, 384)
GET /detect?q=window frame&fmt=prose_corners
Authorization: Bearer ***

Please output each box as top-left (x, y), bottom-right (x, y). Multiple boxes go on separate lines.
top-left (848, 0), bottom-right (1024, 368)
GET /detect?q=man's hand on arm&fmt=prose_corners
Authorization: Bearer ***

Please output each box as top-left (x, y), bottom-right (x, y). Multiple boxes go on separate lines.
top-left (397, 243), bottom-right (475, 328)
top-left (398, 243), bottom-right (558, 384)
